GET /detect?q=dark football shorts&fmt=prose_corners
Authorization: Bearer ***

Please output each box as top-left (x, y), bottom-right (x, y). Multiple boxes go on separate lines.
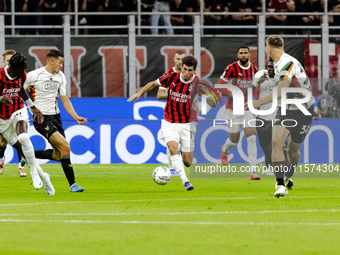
top-left (256, 118), bottom-right (272, 148)
top-left (33, 114), bottom-right (65, 141)
top-left (274, 107), bottom-right (313, 144)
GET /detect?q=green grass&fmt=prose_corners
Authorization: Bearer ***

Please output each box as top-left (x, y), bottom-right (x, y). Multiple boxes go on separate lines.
top-left (0, 164), bottom-right (340, 255)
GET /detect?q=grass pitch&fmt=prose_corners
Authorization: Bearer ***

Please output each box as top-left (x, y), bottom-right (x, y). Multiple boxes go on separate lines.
top-left (0, 164), bottom-right (339, 255)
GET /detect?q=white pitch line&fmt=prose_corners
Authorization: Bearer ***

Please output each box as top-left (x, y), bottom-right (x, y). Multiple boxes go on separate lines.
top-left (0, 219), bottom-right (339, 226)
top-left (1, 195), bottom-right (340, 207)
top-left (1, 209), bottom-right (340, 217)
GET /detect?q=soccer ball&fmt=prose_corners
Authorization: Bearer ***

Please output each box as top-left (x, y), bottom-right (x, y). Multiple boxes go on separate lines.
top-left (152, 166), bottom-right (171, 185)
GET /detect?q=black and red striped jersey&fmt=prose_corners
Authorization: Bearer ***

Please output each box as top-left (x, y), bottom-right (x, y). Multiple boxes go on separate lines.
top-left (157, 72), bottom-right (202, 123)
top-left (217, 61), bottom-right (258, 110)
top-left (163, 67), bottom-right (177, 76)
top-left (0, 66), bottom-right (26, 120)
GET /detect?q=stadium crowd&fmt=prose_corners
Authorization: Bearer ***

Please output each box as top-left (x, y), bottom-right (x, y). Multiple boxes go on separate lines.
top-left (1, 0), bottom-right (340, 35)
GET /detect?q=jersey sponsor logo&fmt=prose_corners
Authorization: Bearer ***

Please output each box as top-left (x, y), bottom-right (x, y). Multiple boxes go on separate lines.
top-left (3, 87), bottom-right (20, 98)
top-left (266, 84), bottom-right (274, 93)
top-left (169, 89), bottom-right (191, 103)
top-left (43, 81), bottom-right (59, 92)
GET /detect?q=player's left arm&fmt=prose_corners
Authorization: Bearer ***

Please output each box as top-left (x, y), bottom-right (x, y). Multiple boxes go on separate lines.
top-left (60, 95), bottom-right (87, 125)
top-left (251, 79), bottom-right (290, 108)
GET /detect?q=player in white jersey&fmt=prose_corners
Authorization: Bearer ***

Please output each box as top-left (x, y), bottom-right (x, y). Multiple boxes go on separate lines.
top-left (251, 35), bottom-right (316, 197)
top-left (24, 50), bottom-right (86, 193)
top-left (250, 60), bottom-right (276, 175)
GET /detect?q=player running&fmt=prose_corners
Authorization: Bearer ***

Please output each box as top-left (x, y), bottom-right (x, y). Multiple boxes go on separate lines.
top-left (0, 53), bottom-right (54, 195)
top-left (251, 35), bottom-right (316, 197)
top-left (250, 60), bottom-right (276, 175)
top-left (24, 50), bottom-right (86, 193)
top-left (217, 45), bottom-right (260, 180)
top-left (130, 55), bottom-right (219, 190)
top-left (0, 49), bottom-right (27, 177)
top-left (128, 50), bottom-right (186, 174)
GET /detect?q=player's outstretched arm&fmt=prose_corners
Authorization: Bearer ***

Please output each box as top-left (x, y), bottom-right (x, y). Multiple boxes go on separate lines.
top-left (127, 80), bottom-right (159, 102)
top-left (60, 95), bottom-right (87, 125)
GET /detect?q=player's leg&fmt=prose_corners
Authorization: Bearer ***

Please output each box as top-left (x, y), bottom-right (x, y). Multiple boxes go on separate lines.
top-left (256, 120), bottom-right (273, 175)
top-left (0, 134), bottom-right (8, 175)
top-left (221, 110), bottom-right (241, 165)
top-left (13, 108), bottom-right (54, 193)
top-left (33, 114), bottom-right (84, 192)
top-left (272, 124), bottom-right (290, 197)
top-left (48, 132), bottom-right (84, 192)
top-left (178, 122), bottom-right (195, 190)
top-left (15, 120), bottom-right (44, 189)
top-left (162, 120), bottom-right (191, 190)
top-left (243, 111), bottom-right (259, 179)
top-left (244, 126), bottom-right (259, 178)
top-left (167, 140), bottom-right (190, 187)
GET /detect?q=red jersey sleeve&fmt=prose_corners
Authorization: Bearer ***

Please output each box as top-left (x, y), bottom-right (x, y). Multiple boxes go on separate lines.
top-left (217, 64), bottom-right (234, 96)
top-left (157, 73), bottom-right (172, 89)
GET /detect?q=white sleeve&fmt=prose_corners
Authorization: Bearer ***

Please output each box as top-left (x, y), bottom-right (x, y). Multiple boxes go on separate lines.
top-left (59, 71), bottom-right (67, 96)
top-left (23, 71), bottom-right (34, 90)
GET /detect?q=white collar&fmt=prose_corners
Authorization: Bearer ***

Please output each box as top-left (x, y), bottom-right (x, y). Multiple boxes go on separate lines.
top-left (275, 53), bottom-right (286, 66)
top-left (237, 61), bottom-right (251, 70)
top-left (4, 65), bottom-right (15, 80)
top-left (180, 73), bottom-right (195, 84)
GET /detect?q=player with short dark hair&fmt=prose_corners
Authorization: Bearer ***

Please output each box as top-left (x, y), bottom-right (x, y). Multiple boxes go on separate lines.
top-left (250, 60), bottom-right (276, 174)
top-left (0, 53), bottom-right (55, 195)
top-left (157, 55), bottom-right (217, 190)
top-left (128, 51), bottom-right (187, 173)
top-left (129, 55), bottom-right (219, 190)
top-left (24, 50), bottom-right (86, 193)
top-left (217, 46), bottom-right (260, 180)
top-left (252, 35), bottom-right (316, 197)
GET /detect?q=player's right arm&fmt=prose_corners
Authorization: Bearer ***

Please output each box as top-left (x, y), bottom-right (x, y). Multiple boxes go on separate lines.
top-left (127, 80), bottom-right (159, 102)
top-left (19, 73), bottom-right (44, 124)
top-left (217, 64), bottom-right (234, 97)
top-left (157, 87), bottom-right (168, 100)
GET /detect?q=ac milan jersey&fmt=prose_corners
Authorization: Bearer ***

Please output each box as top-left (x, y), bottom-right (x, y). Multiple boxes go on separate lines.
top-left (163, 67), bottom-right (177, 76)
top-left (157, 72), bottom-right (202, 123)
top-left (0, 66), bottom-right (26, 120)
top-left (218, 61), bottom-right (258, 110)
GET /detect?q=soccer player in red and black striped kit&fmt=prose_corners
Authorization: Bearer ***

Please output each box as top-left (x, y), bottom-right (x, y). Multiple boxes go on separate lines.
top-left (0, 53), bottom-right (55, 194)
top-left (217, 45), bottom-right (261, 180)
top-left (129, 56), bottom-right (218, 190)
top-left (129, 50), bottom-right (186, 174)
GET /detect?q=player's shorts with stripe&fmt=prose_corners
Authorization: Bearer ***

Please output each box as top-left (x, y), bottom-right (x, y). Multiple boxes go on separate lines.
top-left (225, 109), bottom-right (255, 133)
top-left (256, 118), bottom-right (273, 148)
top-left (33, 113), bottom-right (65, 141)
top-left (274, 107), bottom-right (313, 144)
top-left (161, 119), bottom-right (196, 152)
top-left (0, 107), bottom-right (29, 145)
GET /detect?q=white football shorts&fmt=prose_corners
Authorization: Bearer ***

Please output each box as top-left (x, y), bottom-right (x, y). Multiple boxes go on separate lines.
top-left (161, 119), bottom-right (196, 152)
top-left (0, 106), bottom-right (30, 145)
